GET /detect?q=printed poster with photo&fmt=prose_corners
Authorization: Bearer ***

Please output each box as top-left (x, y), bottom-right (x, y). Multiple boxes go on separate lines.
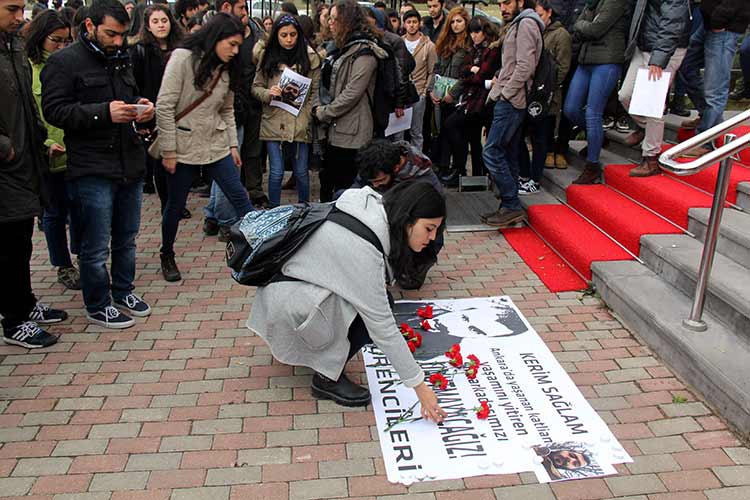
top-left (270, 67), bottom-right (312, 117)
top-left (362, 297), bottom-right (631, 485)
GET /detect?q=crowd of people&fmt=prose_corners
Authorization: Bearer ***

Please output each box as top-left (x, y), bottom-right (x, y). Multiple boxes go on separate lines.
top-left (0, 0), bottom-right (748, 410)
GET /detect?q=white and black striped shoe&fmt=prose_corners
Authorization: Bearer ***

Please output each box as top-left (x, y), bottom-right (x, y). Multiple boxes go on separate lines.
top-left (113, 293), bottom-right (151, 317)
top-left (28, 303), bottom-right (68, 324)
top-left (3, 321), bottom-right (59, 349)
top-left (87, 306), bottom-right (135, 329)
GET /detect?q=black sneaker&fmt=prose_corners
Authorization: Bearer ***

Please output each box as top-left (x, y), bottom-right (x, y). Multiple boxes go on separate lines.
top-left (203, 218), bottom-right (219, 236)
top-left (181, 208), bottom-right (192, 220)
top-left (3, 322), bottom-right (58, 349)
top-left (28, 303), bottom-right (68, 325)
top-left (311, 373), bottom-right (371, 407)
top-left (57, 266), bottom-right (81, 290)
top-left (87, 306), bottom-right (135, 329)
top-left (113, 293), bottom-right (151, 317)
top-left (218, 226), bottom-right (231, 243)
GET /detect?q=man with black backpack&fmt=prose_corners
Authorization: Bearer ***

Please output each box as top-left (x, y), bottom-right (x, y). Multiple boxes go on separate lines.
top-left (481, 0), bottom-right (544, 228)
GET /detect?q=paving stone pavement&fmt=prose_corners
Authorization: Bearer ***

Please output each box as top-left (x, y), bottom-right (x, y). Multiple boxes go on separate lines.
top-left (1, 185), bottom-right (749, 500)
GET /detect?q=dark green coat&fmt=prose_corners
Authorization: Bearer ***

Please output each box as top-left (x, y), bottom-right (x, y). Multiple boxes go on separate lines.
top-left (0, 32), bottom-right (46, 224)
top-left (544, 21), bottom-right (573, 115)
top-left (574, 0), bottom-right (634, 65)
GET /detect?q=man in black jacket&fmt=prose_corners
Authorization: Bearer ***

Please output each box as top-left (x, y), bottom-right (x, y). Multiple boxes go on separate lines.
top-left (0, 0), bottom-right (68, 348)
top-left (42, 0), bottom-right (154, 329)
top-left (618, 0), bottom-right (691, 176)
top-left (421, 0), bottom-right (447, 42)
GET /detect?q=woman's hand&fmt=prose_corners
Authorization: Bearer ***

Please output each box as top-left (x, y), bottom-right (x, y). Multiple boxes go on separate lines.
top-left (443, 93), bottom-right (454, 105)
top-left (470, 65), bottom-right (480, 74)
top-left (430, 93), bottom-right (441, 105)
top-left (162, 157), bottom-right (177, 174)
top-left (269, 85), bottom-right (282, 98)
top-left (415, 382), bottom-right (446, 424)
top-left (230, 147), bottom-right (242, 167)
top-left (48, 143), bottom-right (66, 158)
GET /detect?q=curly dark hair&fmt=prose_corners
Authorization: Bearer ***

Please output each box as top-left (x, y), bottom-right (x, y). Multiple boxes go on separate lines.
top-left (356, 139), bottom-right (402, 185)
top-left (181, 12), bottom-right (244, 91)
top-left (25, 9), bottom-right (71, 64)
top-left (383, 182), bottom-right (446, 287)
top-left (330, 0), bottom-right (378, 49)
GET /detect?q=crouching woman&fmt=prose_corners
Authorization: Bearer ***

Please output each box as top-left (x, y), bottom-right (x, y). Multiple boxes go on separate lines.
top-left (247, 182), bottom-right (447, 422)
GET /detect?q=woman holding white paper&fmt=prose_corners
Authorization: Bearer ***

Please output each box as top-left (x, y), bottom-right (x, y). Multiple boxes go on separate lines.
top-left (252, 15), bottom-right (321, 208)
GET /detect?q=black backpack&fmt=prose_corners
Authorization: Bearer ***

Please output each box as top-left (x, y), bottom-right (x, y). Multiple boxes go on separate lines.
top-left (225, 203), bottom-right (383, 287)
top-left (516, 20), bottom-right (557, 123)
top-left (354, 41), bottom-right (400, 131)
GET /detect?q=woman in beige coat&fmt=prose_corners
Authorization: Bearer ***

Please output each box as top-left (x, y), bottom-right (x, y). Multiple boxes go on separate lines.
top-left (155, 13), bottom-right (254, 282)
top-left (252, 15), bottom-right (321, 208)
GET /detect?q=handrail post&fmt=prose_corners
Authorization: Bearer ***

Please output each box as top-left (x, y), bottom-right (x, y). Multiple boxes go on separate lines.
top-left (682, 135), bottom-right (736, 332)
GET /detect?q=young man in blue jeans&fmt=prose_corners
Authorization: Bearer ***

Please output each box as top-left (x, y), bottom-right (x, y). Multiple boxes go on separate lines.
top-left (42, 0), bottom-right (154, 329)
top-left (481, 0), bottom-right (543, 227)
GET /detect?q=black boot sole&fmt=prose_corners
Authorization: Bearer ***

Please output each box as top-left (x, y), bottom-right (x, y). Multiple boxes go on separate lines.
top-left (311, 384), bottom-right (371, 407)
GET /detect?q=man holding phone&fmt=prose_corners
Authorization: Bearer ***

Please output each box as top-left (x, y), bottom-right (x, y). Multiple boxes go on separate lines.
top-left (42, 0), bottom-right (154, 329)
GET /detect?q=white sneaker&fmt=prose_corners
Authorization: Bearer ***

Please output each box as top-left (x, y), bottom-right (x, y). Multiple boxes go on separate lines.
top-left (518, 179), bottom-right (540, 196)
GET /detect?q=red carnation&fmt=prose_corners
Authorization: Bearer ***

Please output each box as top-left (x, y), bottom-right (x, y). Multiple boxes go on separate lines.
top-left (420, 319), bottom-right (431, 331)
top-left (445, 343), bottom-right (461, 358)
top-left (475, 401), bottom-right (490, 419)
top-left (429, 372), bottom-right (448, 390)
top-left (417, 305), bottom-right (434, 319)
top-left (400, 323), bottom-right (410, 333)
top-left (407, 341), bottom-right (416, 353)
top-left (413, 332), bottom-right (423, 348)
top-left (466, 366), bottom-right (477, 379)
top-left (448, 352), bottom-right (463, 367)
top-left (467, 354), bottom-right (481, 368)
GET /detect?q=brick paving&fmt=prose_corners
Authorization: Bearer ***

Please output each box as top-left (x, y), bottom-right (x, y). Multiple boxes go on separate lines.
top-left (1, 186), bottom-right (749, 500)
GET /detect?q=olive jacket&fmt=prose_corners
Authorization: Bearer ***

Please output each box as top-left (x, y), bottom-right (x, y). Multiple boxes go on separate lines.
top-left (574, 0), bottom-right (634, 66)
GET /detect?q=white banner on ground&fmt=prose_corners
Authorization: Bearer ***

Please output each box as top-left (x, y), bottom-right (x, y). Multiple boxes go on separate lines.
top-left (363, 296), bottom-right (631, 485)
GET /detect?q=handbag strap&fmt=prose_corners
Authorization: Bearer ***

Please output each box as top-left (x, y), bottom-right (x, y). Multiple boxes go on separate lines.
top-left (174, 68), bottom-right (224, 122)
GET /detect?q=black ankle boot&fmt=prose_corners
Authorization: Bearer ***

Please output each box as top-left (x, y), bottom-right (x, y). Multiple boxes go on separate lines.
top-left (311, 373), bottom-right (371, 407)
top-left (160, 254), bottom-right (182, 282)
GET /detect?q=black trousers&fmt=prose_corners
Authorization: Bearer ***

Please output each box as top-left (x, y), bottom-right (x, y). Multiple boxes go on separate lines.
top-left (147, 154), bottom-right (168, 212)
top-left (320, 145), bottom-right (358, 203)
top-left (346, 291), bottom-right (394, 360)
top-left (0, 218), bottom-right (37, 331)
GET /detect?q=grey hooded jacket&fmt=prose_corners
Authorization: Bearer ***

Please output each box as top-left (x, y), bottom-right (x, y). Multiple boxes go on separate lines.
top-left (626, 0), bottom-right (691, 68)
top-left (246, 187), bottom-right (424, 388)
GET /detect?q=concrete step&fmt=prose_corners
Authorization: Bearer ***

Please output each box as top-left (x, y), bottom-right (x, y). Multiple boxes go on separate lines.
top-left (689, 207), bottom-right (750, 269)
top-left (640, 233), bottom-right (750, 338)
top-left (591, 259), bottom-right (750, 439)
top-left (737, 182), bottom-right (750, 212)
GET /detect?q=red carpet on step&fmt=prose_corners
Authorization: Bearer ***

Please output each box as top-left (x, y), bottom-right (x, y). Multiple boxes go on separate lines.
top-left (660, 143), bottom-right (750, 204)
top-left (527, 205), bottom-right (633, 280)
top-left (501, 227), bottom-right (587, 292)
top-left (604, 164), bottom-right (714, 228)
top-left (566, 184), bottom-right (682, 255)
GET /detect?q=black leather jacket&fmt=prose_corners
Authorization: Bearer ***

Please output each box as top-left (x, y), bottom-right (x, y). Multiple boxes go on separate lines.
top-left (41, 31), bottom-right (145, 183)
top-left (627, 0), bottom-right (691, 68)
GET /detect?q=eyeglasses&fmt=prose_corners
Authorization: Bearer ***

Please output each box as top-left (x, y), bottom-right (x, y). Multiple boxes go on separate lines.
top-left (47, 35), bottom-right (72, 46)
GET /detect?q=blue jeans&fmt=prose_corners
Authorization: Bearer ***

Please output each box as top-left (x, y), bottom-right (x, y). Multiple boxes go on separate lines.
top-left (67, 177), bottom-right (143, 313)
top-left (162, 154), bottom-right (253, 255)
top-left (563, 63), bottom-right (622, 164)
top-left (482, 100), bottom-right (526, 211)
top-left (698, 30), bottom-right (742, 132)
top-left (43, 171), bottom-right (79, 268)
top-left (267, 141), bottom-right (310, 208)
top-left (740, 34), bottom-right (750, 88)
top-left (205, 127), bottom-right (243, 227)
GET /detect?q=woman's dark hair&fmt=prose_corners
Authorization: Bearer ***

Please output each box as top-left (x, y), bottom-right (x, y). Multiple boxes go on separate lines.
top-left (261, 15), bottom-right (273, 26)
top-left (59, 5), bottom-right (75, 25)
top-left (298, 14), bottom-right (314, 42)
top-left (383, 182), bottom-right (446, 287)
top-left (31, 3), bottom-right (48, 19)
top-left (331, 0), bottom-right (378, 49)
top-left (127, 2), bottom-right (146, 38)
top-left (25, 9), bottom-right (71, 64)
top-left (260, 15), bottom-right (311, 78)
top-left (312, 2), bottom-right (327, 33)
top-left (71, 5), bottom-right (87, 37)
top-left (181, 12), bottom-right (244, 90)
top-left (536, 0), bottom-right (554, 15)
top-left (65, 0), bottom-right (83, 10)
top-left (139, 4), bottom-right (183, 50)
top-left (468, 15), bottom-right (498, 43)
top-left (280, 1), bottom-right (298, 15)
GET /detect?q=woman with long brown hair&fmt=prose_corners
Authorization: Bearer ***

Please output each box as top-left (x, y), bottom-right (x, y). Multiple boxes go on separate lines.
top-left (428, 6), bottom-right (470, 184)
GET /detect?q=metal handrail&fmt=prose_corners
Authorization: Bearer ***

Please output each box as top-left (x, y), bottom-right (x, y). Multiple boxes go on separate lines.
top-left (660, 109), bottom-right (750, 175)
top-left (658, 110), bottom-right (750, 332)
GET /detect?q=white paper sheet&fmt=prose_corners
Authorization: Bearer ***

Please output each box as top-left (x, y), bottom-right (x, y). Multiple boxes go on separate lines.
top-left (628, 68), bottom-right (671, 119)
top-left (384, 107), bottom-right (414, 137)
top-left (269, 67), bottom-right (312, 117)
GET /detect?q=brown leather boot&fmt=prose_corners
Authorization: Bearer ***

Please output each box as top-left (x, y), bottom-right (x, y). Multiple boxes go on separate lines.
top-left (572, 162), bottom-right (602, 185)
top-left (629, 156), bottom-right (660, 177)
